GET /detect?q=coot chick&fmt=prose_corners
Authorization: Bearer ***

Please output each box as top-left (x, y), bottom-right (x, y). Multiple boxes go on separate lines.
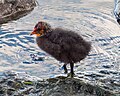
top-left (30, 21), bottom-right (91, 77)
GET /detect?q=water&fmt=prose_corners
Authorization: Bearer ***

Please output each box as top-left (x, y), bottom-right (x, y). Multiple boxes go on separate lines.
top-left (0, 0), bottom-right (120, 89)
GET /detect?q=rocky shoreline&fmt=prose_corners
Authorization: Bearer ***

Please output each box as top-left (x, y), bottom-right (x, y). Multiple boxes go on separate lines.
top-left (0, 71), bottom-right (118, 96)
top-left (0, 0), bottom-right (36, 24)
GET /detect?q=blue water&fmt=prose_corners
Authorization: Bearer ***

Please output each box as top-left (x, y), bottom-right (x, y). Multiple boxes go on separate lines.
top-left (0, 1), bottom-right (120, 92)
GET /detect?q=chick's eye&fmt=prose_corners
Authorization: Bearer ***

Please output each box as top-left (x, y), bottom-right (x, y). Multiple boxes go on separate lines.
top-left (37, 28), bottom-right (41, 30)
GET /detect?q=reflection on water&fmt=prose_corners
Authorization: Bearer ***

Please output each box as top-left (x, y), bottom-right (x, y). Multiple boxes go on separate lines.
top-left (0, 0), bottom-right (120, 90)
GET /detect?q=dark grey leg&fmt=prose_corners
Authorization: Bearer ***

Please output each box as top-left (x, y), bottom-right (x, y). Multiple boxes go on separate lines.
top-left (63, 64), bottom-right (68, 74)
top-left (70, 62), bottom-right (74, 75)
top-left (67, 62), bottom-right (75, 78)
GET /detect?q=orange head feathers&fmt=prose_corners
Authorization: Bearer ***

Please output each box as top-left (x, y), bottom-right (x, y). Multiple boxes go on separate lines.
top-left (30, 21), bottom-right (52, 37)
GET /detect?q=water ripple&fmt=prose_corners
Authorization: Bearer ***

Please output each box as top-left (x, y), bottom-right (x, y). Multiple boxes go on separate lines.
top-left (0, 0), bottom-right (119, 86)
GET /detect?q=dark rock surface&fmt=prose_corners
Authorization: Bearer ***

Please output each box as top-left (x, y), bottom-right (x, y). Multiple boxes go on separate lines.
top-left (0, 71), bottom-right (119, 96)
top-left (0, 0), bottom-right (36, 24)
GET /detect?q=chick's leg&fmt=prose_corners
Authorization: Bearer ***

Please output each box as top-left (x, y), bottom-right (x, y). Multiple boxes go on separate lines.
top-left (63, 63), bottom-right (68, 74)
top-left (67, 62), bottom-right (75, 78)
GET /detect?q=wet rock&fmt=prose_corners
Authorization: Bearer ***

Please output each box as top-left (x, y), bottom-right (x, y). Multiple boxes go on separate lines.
top-left (0, 86), bottom-right (6, 95)
top-left (7, 80), bottom-right (15, 86)
top-left (7, 88), bottom-right (16, 95)
top-left (43, 77), bottom-right (113, 96)
top-left (0, 71), bottom-right (119, 96)
top-left (0, 0), bottom-right (36, 24)
top-left (21, 88), bottom-right (34, 95)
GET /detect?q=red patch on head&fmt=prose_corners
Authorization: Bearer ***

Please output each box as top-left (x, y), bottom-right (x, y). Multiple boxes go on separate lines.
top-left (35, 22), bottom-right (45, 30)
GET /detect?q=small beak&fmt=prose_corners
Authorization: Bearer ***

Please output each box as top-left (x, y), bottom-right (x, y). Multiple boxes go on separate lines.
top-left (30, 28), bottom-right (37, 35)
